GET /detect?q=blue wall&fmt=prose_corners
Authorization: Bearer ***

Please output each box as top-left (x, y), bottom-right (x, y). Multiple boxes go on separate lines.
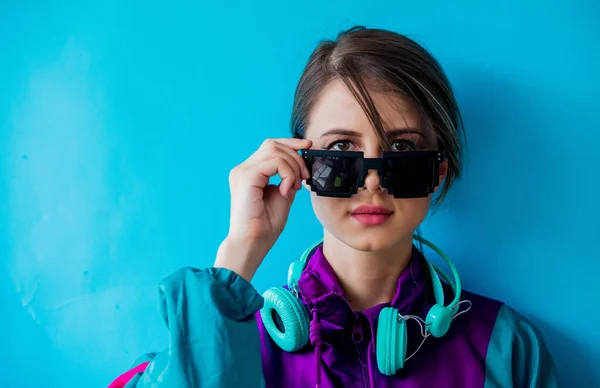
top-left (1, 1), bottom-right (598, 386)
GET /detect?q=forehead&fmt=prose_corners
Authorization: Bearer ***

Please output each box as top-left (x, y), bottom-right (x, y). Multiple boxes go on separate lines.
top-left (304, 79), bottom-right (422, 138)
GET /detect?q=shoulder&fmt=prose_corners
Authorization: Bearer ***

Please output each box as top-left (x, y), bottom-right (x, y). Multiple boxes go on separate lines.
top-left (486, 301), bottom-right (549, 364)
top-left (444, 287), bottom-right (504, 338)
top-left (491, 303), bottom-right (546, 345)
top-left (456, 289), bottom-right (560, 387)
top-left (456, 288), bottom-right (550, 359)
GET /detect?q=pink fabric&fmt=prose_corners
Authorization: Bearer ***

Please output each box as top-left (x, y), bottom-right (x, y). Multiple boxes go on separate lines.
top-left (107, 362), bottom-right (149, 388)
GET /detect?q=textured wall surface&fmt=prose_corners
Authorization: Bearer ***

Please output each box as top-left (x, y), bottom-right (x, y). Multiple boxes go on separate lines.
top-left (1, 1), bottom-right (598, 386)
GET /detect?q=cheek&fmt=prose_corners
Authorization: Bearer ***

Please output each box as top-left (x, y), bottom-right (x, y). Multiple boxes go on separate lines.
top-left (309, 195), bottom-right (346, 224)
top-left (392, 197), bottom-right (432, 225)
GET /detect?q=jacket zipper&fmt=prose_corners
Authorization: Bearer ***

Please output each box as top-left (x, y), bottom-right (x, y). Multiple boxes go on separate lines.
top-left (352, 313), bottom-right (371, 388)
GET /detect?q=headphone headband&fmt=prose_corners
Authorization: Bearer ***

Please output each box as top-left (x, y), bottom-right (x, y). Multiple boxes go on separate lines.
top-left (413, 235), bottom-right (462, 309)
top-left (287, 239), bottom-right (322, 291)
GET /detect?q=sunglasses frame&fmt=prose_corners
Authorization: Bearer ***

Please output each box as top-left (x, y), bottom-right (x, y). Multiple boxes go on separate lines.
top-left (301, 149), bottom-right (445, 198)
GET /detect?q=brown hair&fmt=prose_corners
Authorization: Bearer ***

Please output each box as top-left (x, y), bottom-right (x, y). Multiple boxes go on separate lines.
top-left (291, 26), bottom-right (465, 204)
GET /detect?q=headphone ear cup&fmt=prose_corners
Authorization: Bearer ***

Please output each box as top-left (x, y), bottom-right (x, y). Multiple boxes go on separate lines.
top-left (425, 304), bottom-right (453, 338)
top-left (260, 287), bottom-right (310, 352)
top-left (376, 307), bottom-right (407, 375)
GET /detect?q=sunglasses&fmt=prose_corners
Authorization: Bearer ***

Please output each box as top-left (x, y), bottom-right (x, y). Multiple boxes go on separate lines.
top-left (301, 149), bottom-right (444, 198)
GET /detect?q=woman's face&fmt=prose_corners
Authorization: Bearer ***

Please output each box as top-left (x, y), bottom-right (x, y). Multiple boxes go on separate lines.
top-left (303, 79), bottom-right (447, 252)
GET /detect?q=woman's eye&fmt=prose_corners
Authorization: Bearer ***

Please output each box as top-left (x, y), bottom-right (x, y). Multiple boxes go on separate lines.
top-left (327, 140), bottom-right (352, 151)
top-left (391, 139), bottom-right (417, 152)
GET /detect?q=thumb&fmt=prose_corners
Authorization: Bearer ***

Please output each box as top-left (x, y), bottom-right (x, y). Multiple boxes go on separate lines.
top-left (287, 187), bottom-right (298, 202)
top-left (264, 184), bottom-right (294, 213)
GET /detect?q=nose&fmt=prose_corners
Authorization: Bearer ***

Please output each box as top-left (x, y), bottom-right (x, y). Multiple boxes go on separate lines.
top-left (363, 168), bottom-right (382, 193)
top-left (362, 145), bottom-right (384, 193)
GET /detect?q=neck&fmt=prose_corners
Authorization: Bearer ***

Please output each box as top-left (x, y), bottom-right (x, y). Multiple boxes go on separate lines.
top-left (322, 231), bottom-right (415, 311)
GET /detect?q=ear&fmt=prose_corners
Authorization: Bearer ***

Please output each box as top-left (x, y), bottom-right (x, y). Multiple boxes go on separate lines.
top-left (433, 160), bottom-right (448, 193)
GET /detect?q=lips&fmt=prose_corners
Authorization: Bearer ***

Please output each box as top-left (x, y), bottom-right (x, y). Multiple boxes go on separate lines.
top-left (351, 205), bottom-right (394, 215)
top-left (351, 205), bottom-right (393, 226)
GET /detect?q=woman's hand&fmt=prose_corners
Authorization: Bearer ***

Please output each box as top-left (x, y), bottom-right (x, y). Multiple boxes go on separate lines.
top-left (215, 138), bottom-right (312, 281)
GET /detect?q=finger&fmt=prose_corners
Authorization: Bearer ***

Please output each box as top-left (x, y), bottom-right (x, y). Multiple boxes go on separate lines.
top-left (245, 138), bottom-right (311, 186)
top-left (254, 156), bottom-right (297, 197)
top-left (261, 138), bottom-right (312, 151)
top-left (256, 145), bottom-right (303, 189)
top-left (264, 143), bottom-right (309, 184)
top-left (272, 141), bottom-right (311, 180)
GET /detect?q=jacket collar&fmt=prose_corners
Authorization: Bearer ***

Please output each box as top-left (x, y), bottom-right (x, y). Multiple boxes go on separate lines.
top-left (297, 244), bottom-right (432, 332)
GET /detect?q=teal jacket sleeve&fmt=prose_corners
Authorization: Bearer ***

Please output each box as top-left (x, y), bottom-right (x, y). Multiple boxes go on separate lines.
top-left (121, 267), bottom-right (266, 388)
top-left (484, 304), bottom-right (560, 388)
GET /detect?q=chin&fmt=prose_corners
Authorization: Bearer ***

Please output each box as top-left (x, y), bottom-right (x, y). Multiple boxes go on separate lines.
top-left (333, 228), bottom-right (410, 252)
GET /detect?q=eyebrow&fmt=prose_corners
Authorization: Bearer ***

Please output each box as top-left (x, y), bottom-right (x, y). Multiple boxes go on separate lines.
top-left (319, 128), bottom-right (426, 139)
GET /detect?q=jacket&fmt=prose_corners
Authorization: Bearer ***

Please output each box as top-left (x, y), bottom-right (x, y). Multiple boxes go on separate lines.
top-left (108, 243), bottom-right (560, 387)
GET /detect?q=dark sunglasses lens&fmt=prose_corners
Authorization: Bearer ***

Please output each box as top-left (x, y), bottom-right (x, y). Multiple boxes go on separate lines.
top-left (311, 155), bottom-right (362, 194)
top-left (383, 154), bottom-right (436, 197)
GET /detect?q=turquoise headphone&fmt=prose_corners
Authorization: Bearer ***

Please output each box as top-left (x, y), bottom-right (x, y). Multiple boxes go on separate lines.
top-left (259, 235), bottom-right (465, 375)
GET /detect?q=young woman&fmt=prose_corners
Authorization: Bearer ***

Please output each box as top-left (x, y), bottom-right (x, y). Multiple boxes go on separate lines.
top-left (109, 26), bottom-right (559, 387)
